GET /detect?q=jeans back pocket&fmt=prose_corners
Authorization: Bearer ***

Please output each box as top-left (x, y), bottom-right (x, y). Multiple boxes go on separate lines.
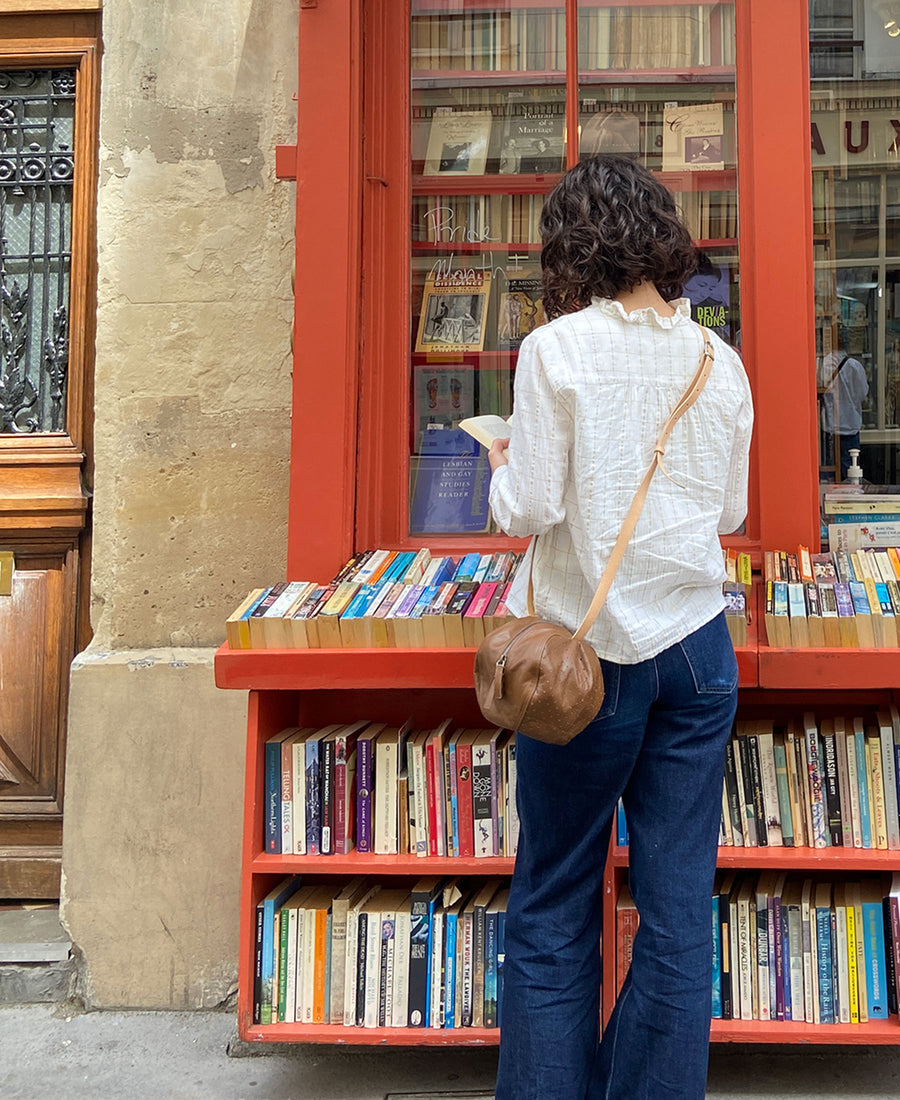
top-left (677, 613), bottom-right (738, 694)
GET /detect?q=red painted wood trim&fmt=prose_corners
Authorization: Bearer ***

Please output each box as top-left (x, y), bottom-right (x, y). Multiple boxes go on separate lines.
top-left (274, 144), bottom-right (297, 181)
top-left (287, 0), bottom-right (362, 579)
top-left (735, 0), bottom-right (818, 550)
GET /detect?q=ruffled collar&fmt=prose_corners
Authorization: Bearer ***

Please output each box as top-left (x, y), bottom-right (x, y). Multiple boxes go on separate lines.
top-left (591, 296), bottom-right (692, 329)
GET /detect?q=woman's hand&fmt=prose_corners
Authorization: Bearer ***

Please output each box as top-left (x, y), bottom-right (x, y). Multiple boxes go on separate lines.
top-left (488, 437), bottom-right (510, 472)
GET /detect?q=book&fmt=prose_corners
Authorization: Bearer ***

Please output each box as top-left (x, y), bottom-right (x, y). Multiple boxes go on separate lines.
top-left (225, 587), bottom-right (268, 649)
top-left (860, 879), bottom-right (889, 1019)
top-left (662, 101), bottom-right (725, 172)
top-left (409, 428), bottom-right (492, 536)
top-left (497, 268), bottom-right (545, 351)
top-left (413, 363), bottom-right (476, 442)
top-left (498, 93), bottom-right (565, 175)
top-left (374, 720), bottom-right (414, 855)
top-left (264, 727), bottom-right (300, 854)
top-left (458, 413), bottom-right (512, 451)
top-left (423, 109), bottom-right (492, 176)
top-left (257, 875), bottom-right (302, 1025)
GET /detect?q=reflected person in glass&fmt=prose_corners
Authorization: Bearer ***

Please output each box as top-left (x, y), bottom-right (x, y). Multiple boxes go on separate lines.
top-left (487, 155), bottom-right (753, 1100)
top-left (817, 336), bottom-right (868, 481)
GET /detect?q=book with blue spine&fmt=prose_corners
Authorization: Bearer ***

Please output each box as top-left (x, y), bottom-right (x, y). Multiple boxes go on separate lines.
top-left (711, 889), bottom-right (722, 1018)
top-left (304, 727), bottom-right (337, 856)
top-left (264, 728), bottom-right (299, 854)
top-left (257, 875), bottom-right (302, 1024)
top-left (814, 882), bottom-right (835, 1024)
top-left (483, 892), bottom-right (503, 1028)
top-left (803, 712), bottom-right (829, 849)
top-left (853, 717), bottom-right (873, 849)
top-left (861, 879), bottom-right (889, 1019)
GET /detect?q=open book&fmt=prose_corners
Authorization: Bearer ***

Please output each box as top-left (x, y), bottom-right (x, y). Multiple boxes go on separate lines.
top-left (458, 415), bottom-right (512, 450)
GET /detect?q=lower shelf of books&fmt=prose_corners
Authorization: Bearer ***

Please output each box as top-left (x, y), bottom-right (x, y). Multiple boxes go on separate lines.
top-left (238, 1021), bottom-right (501, 1045)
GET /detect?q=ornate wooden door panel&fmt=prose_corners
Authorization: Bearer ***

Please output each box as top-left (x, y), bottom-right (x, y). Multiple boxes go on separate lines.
top-left (0, 548), bottom-right (76, 896)
top-left (0, 12), bottom-right (100, 898)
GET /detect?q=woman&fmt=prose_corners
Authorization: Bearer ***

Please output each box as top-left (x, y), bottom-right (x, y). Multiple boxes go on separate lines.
top-left (488, 155), bottom-right (753, 1100)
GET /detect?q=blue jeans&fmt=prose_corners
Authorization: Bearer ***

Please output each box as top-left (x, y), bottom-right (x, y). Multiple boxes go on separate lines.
top-left (495, 612), bottom-right (738, 1100)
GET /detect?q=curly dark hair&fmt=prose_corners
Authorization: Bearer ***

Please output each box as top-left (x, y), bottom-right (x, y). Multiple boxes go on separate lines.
top-left (539, 155), bottom-right (698, 319)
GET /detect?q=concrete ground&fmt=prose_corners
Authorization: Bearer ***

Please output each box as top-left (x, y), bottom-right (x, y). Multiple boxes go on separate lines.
top-left (4, 1005), bottom-right (900, 1100)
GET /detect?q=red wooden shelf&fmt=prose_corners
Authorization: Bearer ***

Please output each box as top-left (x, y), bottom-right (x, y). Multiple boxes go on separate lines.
top-left (250, 852), bottom-right (514, 875)
top-left (216, 643), bottom-right (477, 691)
top-left (711, 1018), bottom-right (900, 1044)
top-left (238, 1021), bottom-right (500, 1045)
top-left (611, 844), bottom-right (900, 870)
top-left (216, 641), bottom-right (758, 692)
top-left (412, 172), bottom-right (562, 195)
top-left (758, 646), bottom-right (900, 690)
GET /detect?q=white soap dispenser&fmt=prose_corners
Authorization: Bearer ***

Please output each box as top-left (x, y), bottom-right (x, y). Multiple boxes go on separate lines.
top-left (845, 448), bottom-right (864, 487)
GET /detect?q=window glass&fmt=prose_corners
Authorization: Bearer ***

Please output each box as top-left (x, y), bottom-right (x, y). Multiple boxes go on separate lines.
top-left (408, 2), bottom-right (737, 537)
top-left (410, 2), bottom-right (566, 536)
top-left (811, 2), bottom-right (900, 491)
top-left (0, 69), bottom-right (75, 434)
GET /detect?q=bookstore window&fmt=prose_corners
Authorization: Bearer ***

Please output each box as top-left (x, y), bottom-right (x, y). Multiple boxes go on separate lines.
top-left (407, 1), bottom-right (738, 538)
top-left (811, 0), bottom-right (900, 493)
top-left (0, 68), bottom-right (75, 436)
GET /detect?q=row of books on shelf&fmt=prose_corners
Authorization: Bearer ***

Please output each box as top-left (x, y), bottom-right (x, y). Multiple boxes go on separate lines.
top-left (265, 719), bottom-right (519, 860)
top-left (695, 871), bottom-right (900, 1023)
top-left (230, 546), bottom-right (750, 653)
top-left (227, 550), bottom-right (523, 651)
top-left (823, 483), bottom-right (900, 552)
top-left (763, 544), bottom-right (900, 648)
top-left (717, 710), bottom-right (900, 851)
top-left (410, 5), bottom-right (734, 75)
top-left (255, 874), bottom-right (509, 1029)
top-left (412, 190), bottom-right (738, 253)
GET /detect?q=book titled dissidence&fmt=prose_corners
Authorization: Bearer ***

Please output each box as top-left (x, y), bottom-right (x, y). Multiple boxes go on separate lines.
top-left (415, 268), bottom-right (492, 355)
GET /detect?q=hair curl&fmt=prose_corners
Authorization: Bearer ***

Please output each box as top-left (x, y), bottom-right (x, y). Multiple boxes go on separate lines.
top-left (539, 155), bottom-right (698, 320)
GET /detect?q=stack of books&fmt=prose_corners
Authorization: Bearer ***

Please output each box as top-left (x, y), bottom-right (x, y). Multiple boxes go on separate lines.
top-left (763, 544), bottom-right (900, 648)
top-left (824, 484), bottom-right (900, 552)
top-left (264, 719), bottom-right (519, 861)
top-left (718, 709), bottom-right (900, 851)
top-left (226, 549), bottom-right (522, 650)
top-left (255, 874), bottom-right (510, 1030)
top-left (723, 547), bottom-right (752, 646)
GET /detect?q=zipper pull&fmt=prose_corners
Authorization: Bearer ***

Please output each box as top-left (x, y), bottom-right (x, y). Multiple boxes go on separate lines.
top-left (493, 652), bottom-right (507, 700)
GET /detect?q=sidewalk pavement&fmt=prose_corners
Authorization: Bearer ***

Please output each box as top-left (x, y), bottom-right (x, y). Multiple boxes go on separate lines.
top-left (4, 1003), bottom-right (900, 1099)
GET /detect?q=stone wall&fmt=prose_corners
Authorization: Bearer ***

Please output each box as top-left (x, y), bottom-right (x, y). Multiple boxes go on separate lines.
top-left (61, 0), bottom-right (298, 1008)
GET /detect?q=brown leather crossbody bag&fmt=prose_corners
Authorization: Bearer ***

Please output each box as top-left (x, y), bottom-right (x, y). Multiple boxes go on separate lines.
top-left (473, 328), bottom-right (714, 746)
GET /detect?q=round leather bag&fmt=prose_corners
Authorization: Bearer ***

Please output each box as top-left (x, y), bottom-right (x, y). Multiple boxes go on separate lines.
top-left (473, 616), bottom-right (606, 746)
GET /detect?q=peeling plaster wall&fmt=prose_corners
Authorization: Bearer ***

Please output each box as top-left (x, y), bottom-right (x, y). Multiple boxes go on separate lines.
top-left (62, 0), bottom-right (299, 1008)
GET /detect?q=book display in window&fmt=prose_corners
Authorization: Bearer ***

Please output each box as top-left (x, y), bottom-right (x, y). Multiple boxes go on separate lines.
top-left (423, 110), bottom-right (493, 176)
top-left (415, 270), bottom-right (492, 354)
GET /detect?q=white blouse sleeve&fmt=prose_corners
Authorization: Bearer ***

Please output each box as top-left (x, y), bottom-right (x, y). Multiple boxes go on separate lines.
top-left (717, 365), bottom-right (754, 535)
top-left (488, 332), bottom-right (574, 538)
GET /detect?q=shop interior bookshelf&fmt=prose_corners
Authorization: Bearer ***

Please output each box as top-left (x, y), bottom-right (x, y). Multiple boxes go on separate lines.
top-left (216, 0), bottom-right (899, 1050)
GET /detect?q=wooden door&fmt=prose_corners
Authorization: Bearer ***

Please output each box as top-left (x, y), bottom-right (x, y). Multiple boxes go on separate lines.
top-left (0, 10), bottom-right (100, 897)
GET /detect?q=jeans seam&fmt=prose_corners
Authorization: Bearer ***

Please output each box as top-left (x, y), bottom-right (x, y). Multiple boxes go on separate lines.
top-left (604, 982), bottom-right (631, 1100)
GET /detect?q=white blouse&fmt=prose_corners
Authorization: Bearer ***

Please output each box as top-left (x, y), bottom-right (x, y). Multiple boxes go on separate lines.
top-left (488, 297), bottom-right (754, 664)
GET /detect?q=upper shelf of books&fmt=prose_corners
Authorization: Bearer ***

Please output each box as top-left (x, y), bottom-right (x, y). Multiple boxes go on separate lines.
top-left (411, 1), bottom-right (736, 81)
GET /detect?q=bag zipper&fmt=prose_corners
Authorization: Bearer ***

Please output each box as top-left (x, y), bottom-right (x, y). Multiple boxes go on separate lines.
top-left (493, 621), bottom-right (543, 700)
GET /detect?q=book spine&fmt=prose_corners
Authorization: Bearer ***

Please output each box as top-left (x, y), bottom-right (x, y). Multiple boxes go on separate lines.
top-left (816, 905), bottom-right (835, 1024)
top-left (489, 737), bottom-right (501, 857)
top-left (457, 741), bottom-right (475, 858)
top-left (356, 737), bottom-right (373, 853)
top-left (755, 892), bottom-right (770, 1020)
top-left (773, 894), bottom-right (785, 1021)
top-left (805, 723), bottom-right (829, 848)
top-left (334, 741), bottom-right (348, 856)
top-left (320, 739), bottom-right (335, 856)
top-left (443, 913), bottom-right (458, 1029)
top-left (253, 904), bottom-right (264, 1025)
top-left (355, 912), bottom-right (368, 1026)
top-left (305, 741), bottom-right (321, 856)
top-left (472, 742), bottom-right (493, 857)
top-left (863, 899), bottom-right (889, 1018)
top-left (821, 729), bottom-right (842, 846)
top-left (407, 892), bottom-right (431, 1027)
top-left (265, 741), bottom-right (282, 854)
top-left (711, 893), bottom-right (722, 1018)
top-left (484, 910), bottom-right (498, 1028)
top-left (747, 733), bottom-right (767, 846)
